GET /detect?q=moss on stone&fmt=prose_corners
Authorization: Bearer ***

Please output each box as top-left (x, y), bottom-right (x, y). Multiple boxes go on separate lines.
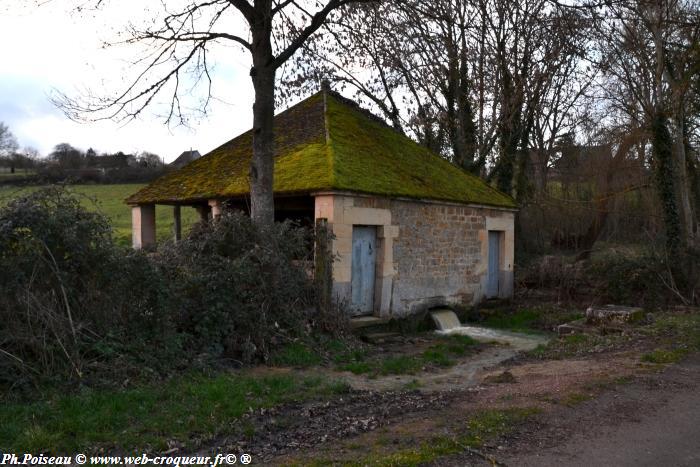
top-left (126, 92), bottom-right (515, 209)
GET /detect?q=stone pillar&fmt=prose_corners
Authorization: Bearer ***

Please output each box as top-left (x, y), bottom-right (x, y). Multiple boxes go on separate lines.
top-left (131, 204), bottom-right (156, 249)
top-left (208, 199), bottom-right (223, 219)
top-left (173, 205), bottom-right (182, 242)
top-left (376, 225), bottom-right (399, 315)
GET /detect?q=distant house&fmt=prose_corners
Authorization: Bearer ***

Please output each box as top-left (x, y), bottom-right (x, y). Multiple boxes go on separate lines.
top-left (127, 91), bottom-right (517, 318)
top-left (169, 150), bottom-right (201, 169)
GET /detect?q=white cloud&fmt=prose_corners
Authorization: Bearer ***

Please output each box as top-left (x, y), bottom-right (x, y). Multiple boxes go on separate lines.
top-left (0, 0), bottom-right (256, 161)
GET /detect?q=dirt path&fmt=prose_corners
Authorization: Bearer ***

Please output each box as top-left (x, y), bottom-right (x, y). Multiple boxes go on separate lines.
top-left (266, 350), bottom-right (699, 466)
top-left (191, 313), bottom-right (699, 466)
top-left (497, 354), bottom-right (700, 467)
top-left (337, 326), bottom-right (548, 392)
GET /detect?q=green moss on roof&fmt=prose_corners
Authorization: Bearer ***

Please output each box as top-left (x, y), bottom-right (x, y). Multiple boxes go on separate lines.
top-left (324, 96), bottom-right (515, 207)
top-left (127, 92), bottom-right (516, 209)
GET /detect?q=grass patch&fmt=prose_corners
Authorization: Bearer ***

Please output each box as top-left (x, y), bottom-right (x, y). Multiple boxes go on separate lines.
top-left (0, 372), bottom-right (349, 454)
top-left (529, 311), bottom-right (700, 362)
top-left (481, 308), bottom-right (542, 332)
top-left (470, 305), bottom-right (583, 334)
top-left (379, 356), bottom-right (424, 375)
top-left (329, 407), bottom-right (539, 467)
top-left (582, 375), bottom-right (634, 392)
top-left (528, 333), bottom-right (607, 360)
top-left (270, 342), bottom-right (322, 368)
top-left (0, 184), bottom-right (199, 246)
top-left (403, 379), bottom-right (422, 390)
top-left (644, 313), bottom-right (700, 347)
top-left (641, 348), bottom-right (686, 364)
top-left (560, 392), bottom-right (592, 407)
top-left (637, 313), bottom-right (700, 365)
top-left (336, 335), bottom-right (478, 376)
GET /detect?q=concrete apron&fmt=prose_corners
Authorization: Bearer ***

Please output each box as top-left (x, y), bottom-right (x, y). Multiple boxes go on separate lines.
top-left (340, 328), bottom-right (548, 393)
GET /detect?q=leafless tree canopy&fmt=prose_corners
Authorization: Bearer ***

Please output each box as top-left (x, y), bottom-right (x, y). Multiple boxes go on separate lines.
top-left (50, 0), bottom-right (699, 245)
top-left (286, 0), bottom-right (698, 255)
top-left (0, 122), bottom-right (19, 157)
top-left (54, 0), bottom-right (370, 227)
top-left (54, 0), bottom-right (363, 125)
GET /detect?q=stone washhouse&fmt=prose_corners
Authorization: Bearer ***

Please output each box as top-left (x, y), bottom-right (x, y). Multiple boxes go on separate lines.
top-left (127, 90), bottom-right (517, 319)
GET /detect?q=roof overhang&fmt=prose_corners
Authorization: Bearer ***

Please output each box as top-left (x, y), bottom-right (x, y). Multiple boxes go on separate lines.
top-left (310, 190), bottom-right (519, 212)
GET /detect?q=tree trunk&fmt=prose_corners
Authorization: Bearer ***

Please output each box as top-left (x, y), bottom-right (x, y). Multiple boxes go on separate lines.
top-left (671, 113), bottom-right (696, 246)
top-left (652, 112), bottom-right (682, 254)
top-left (249, 29), bottom-right (276, 229)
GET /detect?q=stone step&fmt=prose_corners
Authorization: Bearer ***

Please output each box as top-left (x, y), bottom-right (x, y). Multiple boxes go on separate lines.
top-left (349, 315), bottom-right (390, 330)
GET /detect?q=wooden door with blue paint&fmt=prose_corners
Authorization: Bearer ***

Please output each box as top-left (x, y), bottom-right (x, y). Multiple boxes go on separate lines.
top-left (351, 226), bottom-right (377, 315)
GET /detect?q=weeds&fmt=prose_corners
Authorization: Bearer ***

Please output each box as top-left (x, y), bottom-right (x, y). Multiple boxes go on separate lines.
top-left (468, 305), bottom-right (583, 334)
top-left (270, 342), bottom-right (323, 368)
top-left (528, 311), bottom-right (700, 362)
top-left (528, 333), bottom-right (608, 360)
top-left (336, 335), bottom-right (478, 376)
top-left (641, 348), bottom-right (686, 364)
top-left (0, 372), bottom-right (349, 454)
top-left (330, 407), bottom-right (540, 467)
top-left (559, 392), bottom-right (592, 407)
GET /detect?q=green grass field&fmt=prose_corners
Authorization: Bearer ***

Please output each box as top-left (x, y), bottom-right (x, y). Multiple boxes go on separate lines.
top-left (0, 372), bottom-right (349, 453)
top-left (0, 184), bottom-right (199, 246)
top-left (0, 168), bottom-right (36, 179)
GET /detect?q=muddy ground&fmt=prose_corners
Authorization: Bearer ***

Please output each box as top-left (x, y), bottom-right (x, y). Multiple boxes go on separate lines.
top-left (196, 307), bottom-right (700, 466)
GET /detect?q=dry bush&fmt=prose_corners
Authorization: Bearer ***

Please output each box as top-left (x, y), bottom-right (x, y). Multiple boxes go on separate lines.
top-left (0, 188), bottom-right (342, 390)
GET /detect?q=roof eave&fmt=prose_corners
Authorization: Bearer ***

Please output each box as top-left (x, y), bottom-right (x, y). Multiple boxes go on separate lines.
top-left (310, 189), bottom-right (518, 211)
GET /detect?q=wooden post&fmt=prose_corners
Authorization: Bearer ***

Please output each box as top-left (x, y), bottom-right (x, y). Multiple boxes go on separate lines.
top-left (314, 218), bottom-right (333, 314)
top-left (173, 205), bottom-right (182, 242)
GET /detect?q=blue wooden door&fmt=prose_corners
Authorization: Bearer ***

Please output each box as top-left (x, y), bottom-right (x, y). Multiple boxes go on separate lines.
top-left (487, 231), bottom-right (500, 298)
top-left (351, 226), bottom-right (377, 315)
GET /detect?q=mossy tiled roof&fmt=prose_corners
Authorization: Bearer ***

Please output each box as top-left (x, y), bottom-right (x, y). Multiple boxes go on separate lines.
top-left (126, 92), bottom-right (516, 208)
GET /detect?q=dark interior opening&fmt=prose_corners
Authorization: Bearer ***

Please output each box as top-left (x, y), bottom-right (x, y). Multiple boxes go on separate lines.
top-left (223, 195), bottom-right (315, 228)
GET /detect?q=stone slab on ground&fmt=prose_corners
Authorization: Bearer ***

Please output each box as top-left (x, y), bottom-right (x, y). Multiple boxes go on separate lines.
top-left (585, 305), bottom-right (643, 325)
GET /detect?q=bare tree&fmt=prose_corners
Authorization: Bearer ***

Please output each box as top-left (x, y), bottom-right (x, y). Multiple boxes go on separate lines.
top-left (0, 122), bottom-right (19, 157)
top-left (287, 0), bottom-right (591, 194)
top-left (54, 0), bottom-right (369, 228)
top-left (589, 0), bottom-right (700, 250)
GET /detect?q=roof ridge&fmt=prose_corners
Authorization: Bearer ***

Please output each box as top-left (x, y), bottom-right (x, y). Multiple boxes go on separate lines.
top-left (322, 90), bottom-right (337, 188)
top-left (325, 90), bottom-right (399, 133)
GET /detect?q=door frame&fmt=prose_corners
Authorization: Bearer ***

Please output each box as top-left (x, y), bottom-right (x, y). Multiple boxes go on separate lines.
top-left (313, 195), bottom-right (399, 317)
top-left (486, 230), bottom-right (503, 298)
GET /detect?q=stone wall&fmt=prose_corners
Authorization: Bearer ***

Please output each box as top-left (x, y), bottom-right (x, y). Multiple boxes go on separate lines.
top-left (314, 193), bottom-right (515, 318)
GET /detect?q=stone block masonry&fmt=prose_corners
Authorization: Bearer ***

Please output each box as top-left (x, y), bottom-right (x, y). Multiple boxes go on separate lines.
top-left (314, 193), bottom-right (515, 318)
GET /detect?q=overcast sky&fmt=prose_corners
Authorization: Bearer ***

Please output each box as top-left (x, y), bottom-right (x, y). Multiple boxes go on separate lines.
top-left (0, 1), bottom-right (262, 162)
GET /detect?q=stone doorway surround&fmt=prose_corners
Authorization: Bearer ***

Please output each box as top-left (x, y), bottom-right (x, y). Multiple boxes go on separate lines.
top-left (479, 215), bottom-right (515, 298)
top-left (314, 193), bottom-right (399, 317)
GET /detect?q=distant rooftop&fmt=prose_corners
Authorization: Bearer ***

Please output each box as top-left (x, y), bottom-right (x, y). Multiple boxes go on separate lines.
top-left (169, 150), bottom-right (201, 169)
